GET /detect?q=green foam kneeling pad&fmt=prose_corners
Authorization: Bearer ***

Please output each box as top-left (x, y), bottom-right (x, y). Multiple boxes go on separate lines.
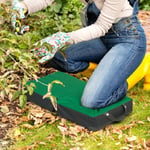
top-left (26, 71), bottom-right (132, 131)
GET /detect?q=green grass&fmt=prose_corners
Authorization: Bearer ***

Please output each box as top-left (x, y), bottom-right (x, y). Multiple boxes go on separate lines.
top-left (11, 124), bottom-right (66, 149)
top-left (9, 80), bottom-right (150, 150)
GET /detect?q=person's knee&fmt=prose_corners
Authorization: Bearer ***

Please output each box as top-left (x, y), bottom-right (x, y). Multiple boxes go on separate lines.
top-left (67, 61), bottom-right (89, 73)
top-left (81, 98), bottom-right (95, 109)
top-left (81, 96), bottom-right (113, 109)
top-left (67, 63), bottom-right (79, 73)
top-left (81, 93), bottom-right (117, 109)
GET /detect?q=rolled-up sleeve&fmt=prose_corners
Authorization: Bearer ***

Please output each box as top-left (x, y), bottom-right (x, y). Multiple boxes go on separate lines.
top-left (24, 0), bottom-right (54, 14)
top-left (69, 0), bottom-right (125, 44)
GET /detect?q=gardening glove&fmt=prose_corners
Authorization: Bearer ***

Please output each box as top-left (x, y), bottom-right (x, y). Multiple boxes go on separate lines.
top-left (11, 0), bottom-right (29, 34)
top-left (31, 32), bottom-right (71, 64)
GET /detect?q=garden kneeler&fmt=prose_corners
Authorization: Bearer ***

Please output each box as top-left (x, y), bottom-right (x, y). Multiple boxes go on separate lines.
top-left (26, 71), bottom-right (133, 131)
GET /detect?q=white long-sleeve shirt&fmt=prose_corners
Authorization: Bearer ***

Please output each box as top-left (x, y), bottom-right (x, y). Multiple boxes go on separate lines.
top-left (24, 0), bottom-right (133, 44)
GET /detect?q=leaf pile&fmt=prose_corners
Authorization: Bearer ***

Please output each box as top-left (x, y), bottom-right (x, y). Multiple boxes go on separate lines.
top-left (0, 0), bottom-right (83, 106)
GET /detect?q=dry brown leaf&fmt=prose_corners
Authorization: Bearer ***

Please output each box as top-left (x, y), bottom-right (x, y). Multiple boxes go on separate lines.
top-left (46, 134), bottom-right (55, 141)
top-left (115, 142), bottom-right (120, 145)
top-left (17, 143), bottom-right (39, 150)
top-left (1, 117), bottom-right (8, 123)
top-left (42, 93), bottom-right (51, 100)
top-left (146, 139), bottom-right (150, 147)
top-left (39, 141), bottom-right (46, 145)
top-left (60, 118), bottom-right (67, 126)
top-left (137, 120), bottom-right (145, 124)
top-left (126, 136), bottom-right (137, 143)
top-left (111, 127), bottom-right (122, 135)
top-left (58, 125), bottom-right (68, 134)
top-left (21, 123), bottom-right (34, 129)
top-left (20, 116), bottom-right (29, 122)
top-left (128, 144), bottom-right (136, 149)
top-left (70, 147), bottom-right (81, 150)
top-left (0, 105), bottom-right (9, 113)
top-left (69, 125), bottom-right (84, 136)
top-left (26, 104), bottom-right (59, 127)
top-left (42, 112), bottom-right (54, 118)
top-left (120, 146), bottom-right (129, 150)
top-left (10, 128), bottom-right (24, 141)
top-left (119, 122), bottom-right (136, 130)
top-left (147, 117), bottom-right (150, 122)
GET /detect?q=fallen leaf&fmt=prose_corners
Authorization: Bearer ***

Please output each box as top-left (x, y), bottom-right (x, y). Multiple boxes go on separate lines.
top-left (58, 125), bottom-right (68, 134)
top-left (46, 134), bottom-right (55, 141)
top-left (69, 125), bottom-right (83, 136)
top-left (39, 141), bottom-right (46, 145)
top-left (59, 118), bottom-right (67, 126)
top-left (146, 139), bottom-right (150, 147)
top-left (120, 146), bottom-right (129, 150)
top-left (137, 120), bottom-right (145, 124)
top-left (49, 95), bottom-right (57, 111)
top-left (1, 117), bottom-right (8, 123)
top-left (115, 142), bottom-right (121, 145)
top-left (128, 144), bottom-right (135, 149)
top-left (20, 116), bottom-right (29, 122)
top-left (43, 112), bottom-right (54, 119)
top-left (21, 123), bottom-right (34, 129)
top-left (32, 112), bottom-right (44, 118)
top-left (147, 117), bottom-right (150, 122)
top-left (43, 93), bottom-right (51, 99)
top-left (70, 147), bottom-right (81, 150)
top-left (111, 127), bottom-right (122, 135)
top-left (0, 105), bottom-right (9, 113)
top-left (11, 128), bottom-right (23, 141)
top-left (97, 142), bottom-right (103, 146)
top-left (126, 136), bottom-right (137, 142)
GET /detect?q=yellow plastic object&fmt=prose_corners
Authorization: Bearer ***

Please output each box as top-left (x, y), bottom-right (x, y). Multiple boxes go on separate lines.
top-left (143, 55), bottom-right (150, 90)
top-left (77, 62), bottom-right (97, 78)
top-left (79, 53), bottom-right (150, 90)
top-left (127, 53), bottom-right (150, 90)
top-left (144, 69), bottom-right (150, 90)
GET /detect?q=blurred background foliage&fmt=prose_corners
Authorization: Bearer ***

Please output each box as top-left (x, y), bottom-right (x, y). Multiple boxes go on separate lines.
top-left (139, 0), bottom-right (150, 10)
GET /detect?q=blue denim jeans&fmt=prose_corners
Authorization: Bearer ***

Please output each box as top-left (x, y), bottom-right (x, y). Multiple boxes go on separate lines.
top-left (47, 2), bottom-right (146, 108)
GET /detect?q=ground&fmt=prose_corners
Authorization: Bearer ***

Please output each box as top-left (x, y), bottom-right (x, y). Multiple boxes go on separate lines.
top-left (0, 10), bottom-right (150, 149)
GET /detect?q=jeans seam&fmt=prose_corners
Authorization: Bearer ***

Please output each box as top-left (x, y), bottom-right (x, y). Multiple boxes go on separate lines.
top-left (110, 16), bottom-right (141, 39)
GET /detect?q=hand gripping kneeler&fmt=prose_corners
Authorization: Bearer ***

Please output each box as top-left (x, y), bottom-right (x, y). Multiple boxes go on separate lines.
top-left (26, 71), bottom-right (133, 131)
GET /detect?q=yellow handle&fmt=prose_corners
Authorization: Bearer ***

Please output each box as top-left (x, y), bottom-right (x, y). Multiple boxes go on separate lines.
top-left (143, 53), bottom-right (150, 90)
top-left (127, 53), bottom-right (150, 90)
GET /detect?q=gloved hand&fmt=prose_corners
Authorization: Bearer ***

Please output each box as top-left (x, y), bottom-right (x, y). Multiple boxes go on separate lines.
top-left (11, 0), bottom-right (29, 34)
top-left (31, 32), bottom-right (71, 64)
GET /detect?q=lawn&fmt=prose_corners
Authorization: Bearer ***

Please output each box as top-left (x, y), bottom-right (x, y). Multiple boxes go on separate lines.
top-left (8, 80), bottom-right (150, 150)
